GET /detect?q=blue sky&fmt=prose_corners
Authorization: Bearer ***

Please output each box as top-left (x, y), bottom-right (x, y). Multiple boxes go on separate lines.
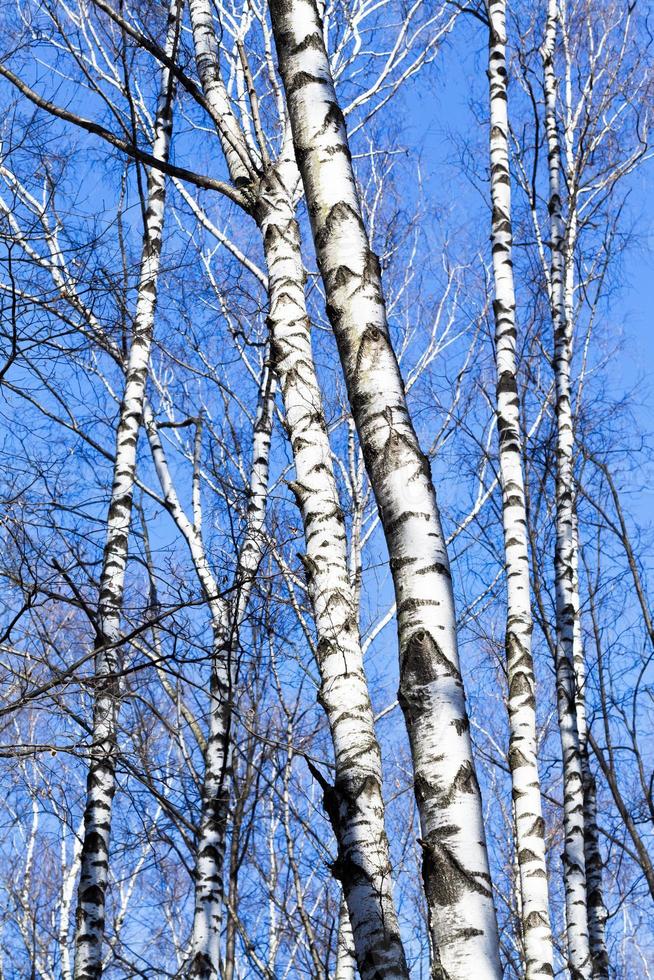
top-left (399, 15), bottom-right (654, 524)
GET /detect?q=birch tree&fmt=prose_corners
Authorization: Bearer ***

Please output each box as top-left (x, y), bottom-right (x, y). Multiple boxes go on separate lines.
top-left (0, 1), bottom-right (421, 970)
top-left (144, 360), bottom-right (274, 976)
top-left (183, 5), bottom-right (409, 965)
top-left (72, 4), bottom-right (182, 975)
top-left (486, 1), bottom-right (553, 975)
top-left (539, 9), bottom-right (592, 973)
top-left (536, 1), bottom-right (648, 971)
top-left (1, 0), bottom-right (653, 974)
top-left (268, 1), bottom-right (502, 975)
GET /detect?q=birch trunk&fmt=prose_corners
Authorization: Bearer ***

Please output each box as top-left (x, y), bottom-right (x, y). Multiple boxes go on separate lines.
top-left (145, 410), bottom-right (229, 978)
top-left (254, 146), bottom-right (409, 979)
top-left (145, 374), bottom-right (273, 978)
top-left (188, 368), bottom-right (275, 979)
top-left (232, 360), bottom-right (276, 621)
top-left (184, 2), bottom-right (408, 969)
top-left (189, 622), bottom-right (232, 978)
top-left (563, 167), bottom-right (607, 980)
top-left (541, 6), bottom-right (594, 976)
top-left (268, 3), bottom-right (502, 976)
top-left (188, 0), bottom-right (254, 191)
top-left (580, 764), bottom-right (608, 979)
top-left (572, 518), bottom-right (609, 979)
top-left (72, 6), bottom-right (181, 976)
top-left (334, 895), bottom-right (357, 980)
top-left (487, 3), bottom-right (553, 976)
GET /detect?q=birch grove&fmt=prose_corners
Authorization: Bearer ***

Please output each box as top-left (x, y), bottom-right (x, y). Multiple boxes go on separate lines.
top-left (0, 0), bottom-right (652, 977)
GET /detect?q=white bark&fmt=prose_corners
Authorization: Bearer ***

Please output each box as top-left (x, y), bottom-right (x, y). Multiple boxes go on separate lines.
top-left (185, 5), bottom-right (408, 971)
top-left (144, 398), bottom-right (261, 978)
top-left (188, 0), bottom-right (256, 190)
top-left (72, 5), bottom-right (181, 976)
top-left (334, 895), bottom-right (357, 980)
top-left (60, 818), bottom-right (85, 980)
top-left (571, 515), bottom-right (609, 979)
top-left (255, 143), bottom-right (409, 979)
top-left (486, 3), bottom-right (554, 977)
top-left (268, 3), bottom-right (501, 977)
top-left (232, 359), bottom-right (276, 623)
top-left (186, 367), bottom-right (274, 979)
top-left (542, 6), bottom-right (593, 976)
